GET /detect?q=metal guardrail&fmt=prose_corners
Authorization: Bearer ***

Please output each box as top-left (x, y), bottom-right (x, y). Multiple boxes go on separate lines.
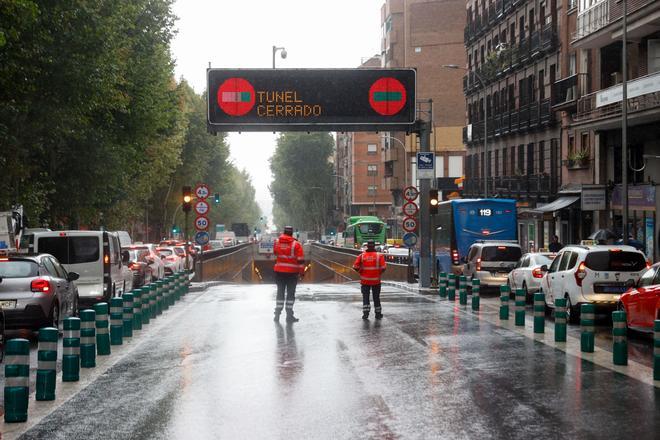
top-left (310, 243), bottom-right (411, 282)
top-left (195, 242), bottom-right (254, 282)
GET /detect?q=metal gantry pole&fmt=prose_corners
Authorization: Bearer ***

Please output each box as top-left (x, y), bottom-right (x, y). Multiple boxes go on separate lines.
top-left (418, 118), bottom-right (432, 288)
top-left (622, 0), bottom-right (629, 245)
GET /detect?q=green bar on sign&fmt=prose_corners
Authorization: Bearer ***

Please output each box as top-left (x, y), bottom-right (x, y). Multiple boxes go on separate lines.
top-left (373, 91), bottom-right (402, 102)
top-left (240, 92), bottom-right (251, 102)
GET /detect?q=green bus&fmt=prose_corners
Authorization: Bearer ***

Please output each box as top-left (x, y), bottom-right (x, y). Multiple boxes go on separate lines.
top-left (343, 216), bottom-right (386, 249)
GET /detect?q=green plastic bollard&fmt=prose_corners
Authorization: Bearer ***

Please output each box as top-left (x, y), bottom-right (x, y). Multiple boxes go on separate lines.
top-left (554, 298), bottom-right (567, 342)
top-left (94, 302), bottom-right (111, 356)
top-left (174, 275), bottom-right (181, 303)
top-left (141, 286), bottom-right (151, 324)
top-left (458, 275), bottom-right (467, 293)
top-left (447, 279), bottom-right (456, 301)
top-left (438, 272), bottom-right (447, 297)
top-left (80, 309), bottom-right (96, 368)
top-left (4, 338), bottom-right (30, 422)
top-left (149, 283), bottom-right (158, 318)
top-left (132, 289), bottom-right (143, 331)
top-left (62, 317), bottom-right (81, 382)
top-left (612, 311), bottom-right (628, 366)
top-left (122, 292), bottom-right (134, 338)
top-left (109, 297), bottom-right (123, 346)
top-left (36, 327), bottom-right (58, 401)
top-left (499, 285), bottom-right (510, 320)
top-left (459, 288), bottom-right (468, 305)
top-left (580, 303), bottom-right (595, 353)
top-left (533, 292), bottom-right (545, 333)
top-left (653, 320), bottom-right (660, 381)
top-left (514, 288), bottom-right (526, 326)
top-left (471, 279), bottom-right (480, 311)
top-left (155, 280), bottom-right (165, 312)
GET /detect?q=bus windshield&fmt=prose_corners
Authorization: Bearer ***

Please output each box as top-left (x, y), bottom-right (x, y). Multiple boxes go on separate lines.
top-left (358, 223), bottom-right (383, 235)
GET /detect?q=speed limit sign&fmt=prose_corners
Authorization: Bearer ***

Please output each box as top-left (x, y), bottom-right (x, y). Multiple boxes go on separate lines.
top-left (195, 216), bottom-right (209, 231)
top-left (402, 216), bottom-right (418, 232)
top-left (402, 201), bottom-right (419, 217)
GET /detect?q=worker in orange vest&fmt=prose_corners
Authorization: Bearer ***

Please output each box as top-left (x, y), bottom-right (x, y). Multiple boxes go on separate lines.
top-left (273, 226), bottom-right (305, 323)
top-left (352, 240), bottom-right (386, 320)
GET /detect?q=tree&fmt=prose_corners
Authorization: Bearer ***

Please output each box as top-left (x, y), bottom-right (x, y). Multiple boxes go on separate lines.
top-left (270, 133), bottom-right (334, 232)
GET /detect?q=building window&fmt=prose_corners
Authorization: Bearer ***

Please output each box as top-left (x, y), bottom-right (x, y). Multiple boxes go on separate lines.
top-left (502, 147), bottom-right (508, 176)
top-left (538, 141), bottom-right (546, 174)
top-left (648, 40), bottom-right (660, 74)
top-left (517, 144), bottom-right (525, 175)
top-left (367, 164), bottom-right (378, 176)
top-left (368, 206), bottom-right (377, 215)
top-left (448, 156), bottom-right (463, 178)
top-left (368, 185), bottom-right (377, 196)
top-left (367, 143), bottom-right (377, 155)
top-left (527, 143), bottom-right (535, 175)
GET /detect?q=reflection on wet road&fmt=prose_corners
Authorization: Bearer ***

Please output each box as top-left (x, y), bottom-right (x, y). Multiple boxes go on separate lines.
top-left (14, 284), bottom-right (660, 440)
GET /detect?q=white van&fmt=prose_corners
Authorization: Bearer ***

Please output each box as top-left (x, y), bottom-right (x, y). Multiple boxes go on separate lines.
top-left (30, 230), bottom-right (133, 308)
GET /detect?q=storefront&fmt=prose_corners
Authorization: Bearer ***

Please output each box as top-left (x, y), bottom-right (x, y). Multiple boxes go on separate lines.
top-left (611, 184), bottom-right (657, 262)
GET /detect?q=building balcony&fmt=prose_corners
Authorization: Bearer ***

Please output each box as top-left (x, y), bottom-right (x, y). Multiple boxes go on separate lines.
top-left (552, 73), bottom-right (590, 111)
top-left (572, 1), bottom-right (609, 42)
top-left (540, 98), bottom-right (554, 125)
top-left (465, 104), bottom-right (556, 146)
top-left (463, 174), bottom-right (560, 200)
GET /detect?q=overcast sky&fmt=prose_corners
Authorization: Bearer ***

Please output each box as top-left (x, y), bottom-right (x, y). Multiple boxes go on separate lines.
top-left (171, 0), bottom-right (384, 220)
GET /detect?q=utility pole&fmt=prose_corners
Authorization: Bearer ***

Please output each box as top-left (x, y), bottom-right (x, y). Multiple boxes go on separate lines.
top-left (417, 103), bottom-right (432, 289)
top-left (622, 0), bottom-right (629, 245)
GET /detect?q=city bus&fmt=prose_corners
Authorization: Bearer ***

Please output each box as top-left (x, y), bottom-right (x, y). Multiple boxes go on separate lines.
top-left (343, 216), bottom-right (387, 249)
top-left (434, 199), bottom-right (517, 274)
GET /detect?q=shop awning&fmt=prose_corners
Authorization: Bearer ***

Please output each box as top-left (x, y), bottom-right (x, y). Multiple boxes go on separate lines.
top-left (529, 196), bottom-right (580, 213)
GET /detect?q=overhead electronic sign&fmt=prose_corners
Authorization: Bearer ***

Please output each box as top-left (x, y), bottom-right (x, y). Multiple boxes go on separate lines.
top-left (207, 68), bottom-right (416, 132)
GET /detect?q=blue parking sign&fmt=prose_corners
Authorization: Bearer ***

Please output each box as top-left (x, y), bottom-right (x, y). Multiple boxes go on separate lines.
top-left (195, 231), bottom-right (210, 246)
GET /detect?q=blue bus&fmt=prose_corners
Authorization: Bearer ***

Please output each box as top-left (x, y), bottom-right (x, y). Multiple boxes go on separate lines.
top-left (434, 199), bottom-right (517, 274)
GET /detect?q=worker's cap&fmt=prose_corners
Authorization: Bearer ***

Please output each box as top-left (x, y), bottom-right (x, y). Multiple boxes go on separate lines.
top-left (283, 226), bottom-right (294, 236)
top-left (366, 239), bottom-right (376, 249)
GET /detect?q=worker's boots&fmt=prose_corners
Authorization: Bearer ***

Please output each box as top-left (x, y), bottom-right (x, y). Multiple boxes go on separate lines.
top-left (362, 312), bottom-right (369, 320)
top-left (286, 314), bottom-right (299, 323)
top-left (375, 313), bottom-right (383, 320)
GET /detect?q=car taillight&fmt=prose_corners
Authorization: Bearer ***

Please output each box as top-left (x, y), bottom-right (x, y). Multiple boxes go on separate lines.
top-left (646, 260), bottom-right (651, 269)
top-left (129, 262), bottom-right (140, 270)
top-left (104, 254), bottom-right (110, 264)
top-left (575, 262), bottom-right (587, 286)
top-left (532, 268), bottom-right (544, 278)
top-left (167, 256), bottom-right (177, 261)
top-left (31, 278), bottom-right (52, 293)
top-left (452, 249), bottom-right (459, 265)
top-left (476, 257), bottom-right (481, 272)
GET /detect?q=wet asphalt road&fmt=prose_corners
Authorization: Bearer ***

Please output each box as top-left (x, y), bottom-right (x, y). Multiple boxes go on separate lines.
top-left (5, 283), bottom-right (660, 439)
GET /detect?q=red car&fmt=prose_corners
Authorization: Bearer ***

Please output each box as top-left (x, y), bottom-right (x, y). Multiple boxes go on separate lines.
top-left (619, 262), bottom-right (660, 331)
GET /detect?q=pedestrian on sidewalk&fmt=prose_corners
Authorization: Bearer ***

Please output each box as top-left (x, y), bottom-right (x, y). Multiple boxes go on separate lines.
top-left (353, 239), bottom-right (386, 320)
top-left (273, 226), bottom-right (305, 323)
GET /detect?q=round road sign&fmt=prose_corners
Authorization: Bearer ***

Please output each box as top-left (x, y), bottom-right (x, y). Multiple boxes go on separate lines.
top-left (403, 186), bottom-right (419, 202)
top-left (195, 216), bottom-right (209, 231)
top-left (217, 78), bottom-right (256, 116)
top-left (195, 184), bottom-right (210, 200)
top-left (194, 200), bottom-right (209, 216)
top-left (402, 201), bottom-right (419, 217)
top-left (368, 77), bottom-right (407, 116)
top-left (194, 231), bottom-right (210, 246)
top-left (403, 232), bottom-right (418, 248)
top-left (402, 216), bottom-right (418, 233)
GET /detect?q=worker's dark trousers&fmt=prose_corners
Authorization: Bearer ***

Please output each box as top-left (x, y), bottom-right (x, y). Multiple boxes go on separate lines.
top-left (275, 271), bottom-right (298, 316)
top-left (361, 284), bottom-right (382, 315)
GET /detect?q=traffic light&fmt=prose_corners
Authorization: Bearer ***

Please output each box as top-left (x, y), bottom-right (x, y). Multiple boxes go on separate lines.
top-left (182, 186), bottom-right (192, 212)
top-left (171, 225), bottom-right (179, 234)
top-left (429, 189), bottom-right (439, 215)
top-left (214, 193), bottom-right (220, 204)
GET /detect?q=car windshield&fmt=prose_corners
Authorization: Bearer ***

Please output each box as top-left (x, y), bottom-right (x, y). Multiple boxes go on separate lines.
top-left (128, 250), bottom-right (142, 261)
top-left (157, 249), bottom-right (173, 256)
top-left (38, 236), bottom-right (100, 264)
top-left (534, 255), bottom-right (555, 266)
top-left (173, 248), bottom-right (185, 255)
top-left (0, 260), bottom-right (39, 278)
top-left (481, 246), bottom-right (522, 262)
top-left (358, 223), bottom-right (383, 234)
top-left (585, 251), bottom-right (646, 272)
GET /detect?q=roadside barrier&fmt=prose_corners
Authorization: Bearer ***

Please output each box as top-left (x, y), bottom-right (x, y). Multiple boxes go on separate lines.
top-left (110, 297), bottom-right (124, 346)
top-left (94, 302), bottom-right (111, 355)
top-left (447, 274), bottom-right (456, 301)
top-left (122, 293), bottom-right (134, 338)
top-left (533, 292), bottom-right (545, 333)
top-left (471, 279), bottom-right (480, 311)
top-left (174, 275), bottom-right (181, 303)
top-left (132, 289), bottom-right (143, 330)
top-left (612, 311), bottom-right (628, 366)
top-left (458, 275), bottom-right (467, 292)
top-left (182, 271), bottom-right (189, 295)
top-left (580, 304), bottom-right (595, 353)
top-left (499, 285), bottom-right (510, 320)
top-left (554, 298), bottom-right (567, 342)
top-left (149, 283), bottom-right (158, 318)
top-left (439, 272), bottom-right (447, 298)
top-left (4, 338), bottom-right (30, 422)
top-left (36, 327), bottom-right (58, 401)
top-left (654, 320), bottom-right (660, 381)
top-left (156, 280), bottom-right (165, 313)
top-left (80, 309), bottom-right (96, 368)
top-left (141, 286), bottom-right (151, 324)
top-left (514, 289), bottom-right (525, 326)
top-left (62, 317), bottom-right (81, 382)
top-left (459, 276), bottom-right (468, 305)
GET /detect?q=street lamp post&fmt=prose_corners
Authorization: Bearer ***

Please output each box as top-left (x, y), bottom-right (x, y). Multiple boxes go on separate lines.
top-left (380, 134), bottom-right (409, 189)
top-left (621, 0), bottom-right (629, 245)
top-left (272, 46), bottom-right (287, 69)
top-left (442, 64), bottom-right (488, 198)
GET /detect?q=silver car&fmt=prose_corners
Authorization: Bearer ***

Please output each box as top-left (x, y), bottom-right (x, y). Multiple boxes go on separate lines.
top-left (507, 252), bottom-right (557, 302)
top-left (0, 253), bottom-right (79, 330)
top-left (463, 241), bottom-right (522, 291)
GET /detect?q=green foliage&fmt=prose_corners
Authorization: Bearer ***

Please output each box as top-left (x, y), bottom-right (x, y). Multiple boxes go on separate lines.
top-left (270, 133), bottom-right (334, 232)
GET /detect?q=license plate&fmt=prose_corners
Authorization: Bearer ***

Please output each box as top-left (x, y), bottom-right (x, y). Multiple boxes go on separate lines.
top-left (0, 300), bottom-right (17, 309)
top-left (596, 285), bottom-right (626, 293)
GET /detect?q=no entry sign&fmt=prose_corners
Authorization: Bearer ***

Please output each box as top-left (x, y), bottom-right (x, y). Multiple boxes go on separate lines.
top-left (207, 68), bottom-right (416, 132)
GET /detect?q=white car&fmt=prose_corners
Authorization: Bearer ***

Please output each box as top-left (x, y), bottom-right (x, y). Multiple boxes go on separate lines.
top-left (156, 247), bottom-right (183, 275)
top-left (507, 252), bottom-right (557, 302)
top-left (540, 245), bottom-right (647, 323)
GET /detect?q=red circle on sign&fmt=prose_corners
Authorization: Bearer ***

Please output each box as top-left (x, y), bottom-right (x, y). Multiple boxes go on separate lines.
top-left (194, 200), bottom-right (209, 215)
top-left (217, 78), bottom-right (256, 116)
top-left (195, 184), bottom-right (210, 200)
top-left (369, 77), bottom-right (407, 116)
top-left (403, 202), bottom-right (419, 217)
top-left (195, 216), bottom-right (209, 231)
top-left (402, 216), bottom-right (418, 232)
top-left (403, 186), bottom-right (419, 201)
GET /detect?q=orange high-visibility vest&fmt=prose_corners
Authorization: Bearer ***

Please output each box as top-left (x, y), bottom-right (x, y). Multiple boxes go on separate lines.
top-left (353, 251), bottom-right (386, 285)
top-left (274, 235), bottom-right (304, 274)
